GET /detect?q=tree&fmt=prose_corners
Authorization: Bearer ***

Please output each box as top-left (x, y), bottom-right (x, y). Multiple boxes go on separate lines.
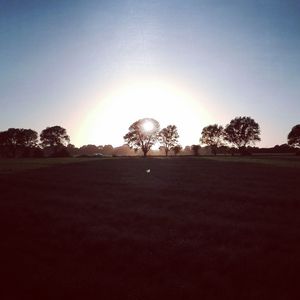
top-left (102, 145), bottom-right (114, 156)
top-left (67, 144), bottom-right (79, 156)
top-left (158, 125), bottom-right (180, 156)
top-left (224, 117), bottom-right (260, 154)
top-left (40, 126), bottom-right (70, 156)
top-left (113, 144), bottom-right (133, 156)
top-left (200, 124), bottom-right (224, 155)
top-left (191, 144), bottom-right (200, 156)
top-left (79, 144), bottom-right (99, 156)
top-left (40, 126), bottom-right (70, 148)
top-left (17, 129), bottom-right (38, 157)
top-left (173, 145), bottom-right (182, 156)
top-left (124, 118), bottom-right (160, 157)
top-left (183, 145), bottom-right (192, 155)
top-left (288, 124), bottom-right (300, 148)
top-left (0, 130), bottom-right (10, 157)
top-left (0, 128), bottom-right (38, 157)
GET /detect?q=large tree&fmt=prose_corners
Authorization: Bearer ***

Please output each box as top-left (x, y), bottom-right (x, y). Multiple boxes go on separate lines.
top-left (224, 116), bottom-right (260, 154)
top-left (124, 118), bottom-right (160, 157)
top-left (19, 129), bottom-right (38, 148)
top-left (288, 124), bottom-right (300, 148)
top-left (158, 125), bottom-right (180, 156)
top-left (40, 126), bottom-right (70, 157)
top-left (40, 126), bottom-right (70, 148)
top-left (200, 124), bottom-right (224, 155)
top-left (0, 128), bottom-right (38, 157)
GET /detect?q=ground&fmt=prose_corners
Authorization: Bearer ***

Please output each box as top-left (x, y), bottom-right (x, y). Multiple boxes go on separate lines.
top-left (0, 156), bottom-right (299, 299)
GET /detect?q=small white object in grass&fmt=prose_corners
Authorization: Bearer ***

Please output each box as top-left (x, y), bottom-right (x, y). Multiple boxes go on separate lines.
top-left (146, 169), bottom-right (151, 174)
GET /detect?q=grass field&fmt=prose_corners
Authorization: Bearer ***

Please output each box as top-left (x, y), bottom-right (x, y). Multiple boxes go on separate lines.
top-left (0, 156), bottom-right (299, 299)
top-left (0, 157), bottom-right (102, 174)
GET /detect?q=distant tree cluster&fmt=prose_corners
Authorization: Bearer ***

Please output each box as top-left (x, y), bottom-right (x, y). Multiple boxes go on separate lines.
top-left (124, 117), bottom-right (300, 157)
top-left (123, 116), bottom-right (261, 157)
top-left (0, 126), bottom-right (70, 158)
top-left (123, 118), bottom-right (181, 157)
top-left (0, 128), bottom-right (38, 158)
top-left (1, 119), bottom-right (299, 159)
top-left (199, 116), bottom-right (261, 155)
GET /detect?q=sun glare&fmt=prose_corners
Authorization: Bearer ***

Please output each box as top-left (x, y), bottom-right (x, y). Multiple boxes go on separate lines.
top-left (142, 120), bottom-right (154, 132)
top-left (76, 78), bottom-right (213, 147)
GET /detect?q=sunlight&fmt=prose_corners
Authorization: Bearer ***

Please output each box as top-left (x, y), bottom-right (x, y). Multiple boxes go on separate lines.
top-left (76, 77), bottom-right (213, 147)
top-left (142, 120), bottom-right (154, 133)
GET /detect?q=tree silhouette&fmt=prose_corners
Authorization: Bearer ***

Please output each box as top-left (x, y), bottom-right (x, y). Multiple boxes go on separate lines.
top-left (288, 124), bottom-right (300, 148)
top-left (124, 118), bottom-right (160, 157)
top-left (20, 129), bottom-right (38, 148)
top-left (0, 128), bottom-right (38, 157)
top-left (102, 145), bottom-right (114, 156)
top-left (79, 144), bottom-right (99, 156)
top-left (200, 124), bottom-right (224, 155)
top-left (224, 117), bottom-right (260, 154)
top-left (158, 125), bottom-right (180, 156)
top-left (40, 126), bottom-right (70, 156)
top-left (183, 145), bottom-right (192, 155)
top-left (191, 144), bottom-right (200, 156)
top-left (173, 145), bottom-right (182, 156)
top-left (40, 126), bottom-right (70, 148)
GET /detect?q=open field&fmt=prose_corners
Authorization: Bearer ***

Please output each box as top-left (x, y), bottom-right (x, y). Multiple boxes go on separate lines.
top-left (0, 157), bottom-right (102, 174)
top-left (202, 155), bottom-right (300, 168)
top-left (0, 156), bottom-right (299, 299)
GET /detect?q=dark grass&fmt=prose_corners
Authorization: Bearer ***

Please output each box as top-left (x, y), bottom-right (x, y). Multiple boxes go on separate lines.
top-left (0, 157), bottom-right (102, 174)
top-left (0, 157), bottom-right (300, 299)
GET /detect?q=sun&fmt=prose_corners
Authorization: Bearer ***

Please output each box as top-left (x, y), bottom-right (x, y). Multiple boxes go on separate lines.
top-left (142, 120), bottom-right (154, 132)
top-left (76, 77), bottom-right (213, 147)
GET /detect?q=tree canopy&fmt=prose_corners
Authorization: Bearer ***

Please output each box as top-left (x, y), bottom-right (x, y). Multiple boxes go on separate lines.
top-left (173, 145), bottom-right (182, 156)
top-left (0, 128), bottom-right (38, 157)
top-left (200, 124), bottom-right (224, 155)
top-left (191, 144), bottom-right (200, 156)
top-left (224, 116), bottom-right (260, 153)
top-left (158, 125), bottom-right (180, 156)
top-left (124, 118), bottom-right (160, 157)
top-left (288, 124), bottom-right (300, 148)
top-left (40, 126), bottom-right (70, 148)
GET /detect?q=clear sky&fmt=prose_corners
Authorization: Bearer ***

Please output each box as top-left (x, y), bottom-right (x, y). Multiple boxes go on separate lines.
top-left (1, 0), bottom-right (299, 147)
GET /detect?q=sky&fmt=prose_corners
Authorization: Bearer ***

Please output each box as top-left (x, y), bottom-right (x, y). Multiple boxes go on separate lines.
top-left (1, 0), bottom-right (299, 147)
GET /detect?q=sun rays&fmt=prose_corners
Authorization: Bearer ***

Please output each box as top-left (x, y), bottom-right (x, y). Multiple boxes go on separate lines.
top-left (76, 78), bottom-right (213, 146)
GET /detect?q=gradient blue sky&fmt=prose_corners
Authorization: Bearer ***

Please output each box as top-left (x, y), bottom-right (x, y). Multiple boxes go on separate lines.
top-left (1, 0), bottom-right (299, 147)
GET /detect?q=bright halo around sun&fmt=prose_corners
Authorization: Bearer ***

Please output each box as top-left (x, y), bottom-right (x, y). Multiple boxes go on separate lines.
top-left (142, 120), bottom-right (154, 132)
top-left (76, 77), bottom-right (213, 147)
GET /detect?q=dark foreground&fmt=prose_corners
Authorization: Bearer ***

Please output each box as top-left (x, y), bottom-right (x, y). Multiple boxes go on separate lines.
top-left (0, 157), bottom-right (299, 299)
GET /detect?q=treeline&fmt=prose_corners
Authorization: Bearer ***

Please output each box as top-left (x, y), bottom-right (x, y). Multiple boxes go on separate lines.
top-left (123, 117), bottom-right (300, 156)
top-left (1, 119), bottom-right (299, 158)
top-left (0, 126), bottom-right (70, 158)
top-left (62, 143), bottom-right (299, 157)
